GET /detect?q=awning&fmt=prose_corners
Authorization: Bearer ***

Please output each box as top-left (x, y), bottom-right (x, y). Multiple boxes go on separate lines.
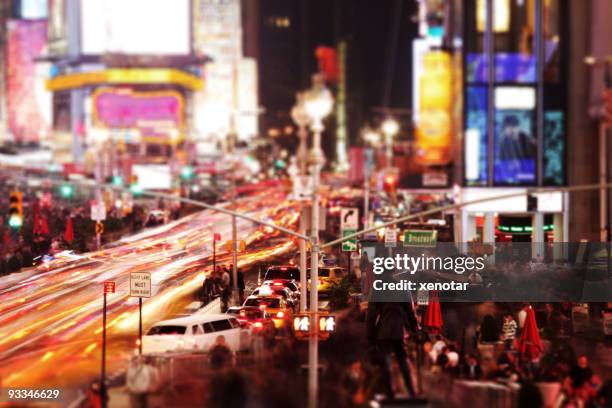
top-left (46, 68), bottom-right (204, 91)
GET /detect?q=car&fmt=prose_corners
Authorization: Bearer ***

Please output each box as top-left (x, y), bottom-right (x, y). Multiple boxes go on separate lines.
top-left (262, 265), bottom-right (300, 283)
top-left (251, 285), bottom-right (298, 309)
top-left (262, 279), bottom-right (301, 304)
top-left (142, 313), bottom-right (250, 354)
top-left (308, 266), bottom-right (347, 293)
top-left (231, 306), bottom-right (276, 333)
top-left (242, 295), bottom-right (293, 329)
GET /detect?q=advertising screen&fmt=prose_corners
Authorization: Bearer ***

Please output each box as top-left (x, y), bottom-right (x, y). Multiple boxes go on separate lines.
top-left (6, 20), bottom-right (51, 143)
top-left (81, 0), bottom-right (190, 55)
top-left (544, 111), bottom-right (565, 185)
top-left (494, 110), bottom-right (536, 185)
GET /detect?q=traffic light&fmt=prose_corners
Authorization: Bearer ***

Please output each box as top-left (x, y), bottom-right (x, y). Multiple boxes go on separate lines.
top-left (111, 175), bottom-right (124, 186)
top-left (8, 191), bottom-right (23, 229)
top-left (129, 175), bottom-right (143, 196)
top-left (383, 173), bottom-right (398, 194)
top-left (60, 183), bottom-right (75, 199)
top-left (180, 166), bottom-right (194, 181)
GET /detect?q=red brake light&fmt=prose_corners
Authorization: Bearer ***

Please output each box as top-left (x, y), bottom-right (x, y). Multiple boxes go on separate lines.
top-left (272, 281), bottom-right (282, 286)
top-left (281, 267), bottom-right (288, 271)
top-left (240, 310), bottom-right (246, 316)
top-left (253, 322), bottom-right (263, 328)
top-left (135, 339), bottom-right (141, 347)
top-left (259, 305), bottom-right (266, 310)
top-left (276, 311), bottom-right (284, 319)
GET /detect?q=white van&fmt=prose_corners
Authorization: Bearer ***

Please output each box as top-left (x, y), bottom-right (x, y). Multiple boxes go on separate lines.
top-left (142, 314), bottom-right (250, 354)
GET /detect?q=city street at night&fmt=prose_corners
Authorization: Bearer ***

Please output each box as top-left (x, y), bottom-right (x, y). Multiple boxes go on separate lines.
top-left (0, 1), bottom-right (611, 408)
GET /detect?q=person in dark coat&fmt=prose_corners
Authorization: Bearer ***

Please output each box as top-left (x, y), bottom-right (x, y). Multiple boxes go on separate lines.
top-left (366, 301), bottom-right (418, 399)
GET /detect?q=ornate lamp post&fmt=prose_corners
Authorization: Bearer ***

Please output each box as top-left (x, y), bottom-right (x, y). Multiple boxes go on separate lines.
top-left (303, 73), bottom-right (333, 408)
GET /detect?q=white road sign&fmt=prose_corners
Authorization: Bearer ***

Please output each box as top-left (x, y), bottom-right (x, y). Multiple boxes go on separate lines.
top-left (384, 228), bottom-right (398, 247)
top-left (90, 202), bottom-right (106, 221)
top-left (130, 272), bottom-right (151, 298)
top-left (340, 208), bottom-right (359, 230)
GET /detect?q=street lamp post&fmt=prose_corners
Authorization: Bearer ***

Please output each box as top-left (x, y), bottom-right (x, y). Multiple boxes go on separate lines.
top-left (381, 117), bottom-right (399, 167)
top-left (303, 74), bottom-right (333, 408)
top-left (291, 92), bottom-right (311, 313)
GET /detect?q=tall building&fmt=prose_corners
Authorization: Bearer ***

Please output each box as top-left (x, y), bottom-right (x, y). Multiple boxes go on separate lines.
top-left (410, 0), bottom-right (612, 243)
top-left (192, 0), bottom-right (258, 153)
top-left (44, 0), bottom-right (204, 175)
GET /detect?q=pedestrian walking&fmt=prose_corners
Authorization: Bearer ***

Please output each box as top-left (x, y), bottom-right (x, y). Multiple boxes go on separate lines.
top-left (502, 313), bottom-right (518, 350)
top-left (366, 302), bottom-right (418, 400)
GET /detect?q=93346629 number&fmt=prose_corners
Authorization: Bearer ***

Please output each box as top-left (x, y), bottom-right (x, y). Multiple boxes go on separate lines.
top-left (2, 388), bottom-right (63, 401)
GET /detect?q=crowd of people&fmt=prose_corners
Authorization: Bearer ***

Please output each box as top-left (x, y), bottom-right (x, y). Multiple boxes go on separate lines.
top-left (201, 265), bottom-right (246, 311)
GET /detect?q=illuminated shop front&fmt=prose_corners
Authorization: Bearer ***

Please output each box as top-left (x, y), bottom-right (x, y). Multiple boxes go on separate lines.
top-left (46, 69), bottom-right (202, 166)
top-left (43, 0), bottom-right (205, 175)
top-left (454, 0), bottom-right (569, 244)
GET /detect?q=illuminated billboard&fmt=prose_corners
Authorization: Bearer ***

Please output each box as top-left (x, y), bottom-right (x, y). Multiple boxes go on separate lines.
top-left (92, 88), bottom-right (184, 144)
top-left (6, 20), bottom-right (52, 143)
top-left (415, 51), bottom-right (453, 165)
top-left (81, 0), bottom-right (190, 55)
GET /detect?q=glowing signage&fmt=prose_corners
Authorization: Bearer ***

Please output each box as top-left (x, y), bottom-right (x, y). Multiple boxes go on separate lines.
top-left (93, 88), bottom-right (184, 143)
top-left (6, 20), bottom-right (51, 143)
top-left (416, 51), bottom-right (453, 165)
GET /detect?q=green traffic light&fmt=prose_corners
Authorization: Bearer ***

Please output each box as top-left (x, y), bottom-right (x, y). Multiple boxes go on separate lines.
top-left (130, 184), bottom-right (143, 196)
top-left (112, 175), bottom-right (124, 186)
top-left (8, 214), bottom-right (22, 229)
top-left (60, 184), bottom-right (74, 198)
top-left (180, 166), bottom-right (194, 181)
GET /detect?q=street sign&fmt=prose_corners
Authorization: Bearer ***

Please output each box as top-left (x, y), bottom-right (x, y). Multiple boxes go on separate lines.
top-left (341, 229), bottom-right (358, 252)
top-left (417, 290), bottom-right (429, 306)
top-left (384, 228), bottom-right (398, 247)
top-left (340, 208), bottom-right (359, 230)
top-left (403, 229), bottom-right (438, 247)
top-left (130, 272), bottom-right (151, 298)
top-left (95, 221), bottom-right (104, 235)
top-left (90, 201), bottom-right (107, 221)
top-left (103, 281), bottom-right (116, 294)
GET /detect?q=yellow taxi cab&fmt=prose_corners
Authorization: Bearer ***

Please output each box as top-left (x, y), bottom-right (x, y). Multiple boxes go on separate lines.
top-left (307, 267), bottom-right (347, 293)
top-left (243, 294), bottom-right (293, 329)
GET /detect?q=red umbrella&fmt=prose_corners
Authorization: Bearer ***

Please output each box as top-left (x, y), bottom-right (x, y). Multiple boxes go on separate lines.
top-left (518, 306), bottom-right (542, 359)
top-left (424, 291), bottom-right (443, 334)
top-left (64, 218), bottom-right (74, 243)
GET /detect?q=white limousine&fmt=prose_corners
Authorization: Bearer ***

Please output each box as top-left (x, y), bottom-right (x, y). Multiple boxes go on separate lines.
top-left (142, 313), bottom-right (251, 354)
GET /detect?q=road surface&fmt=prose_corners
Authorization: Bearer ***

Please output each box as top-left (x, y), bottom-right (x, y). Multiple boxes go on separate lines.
top-left (0, 186), bottom-right (299, 394)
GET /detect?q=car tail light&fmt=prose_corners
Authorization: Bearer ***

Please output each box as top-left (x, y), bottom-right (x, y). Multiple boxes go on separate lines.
top-left (135, 339), bottom-right (141, 347)
top-left (281, 267), bottom-right (288, 271)
top-left (259, 305), bottom-right (266, 310)
top-left (253, 322), bottom-right (263, 329)
top-left (272, 281), bottom-right (282, 286)
top-left (318, 279), bottom-right (322, 285)
top-left (276, 311), bottom-right (284, 319)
